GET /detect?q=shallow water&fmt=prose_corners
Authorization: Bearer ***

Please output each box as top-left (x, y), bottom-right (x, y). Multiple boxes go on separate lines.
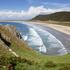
top-left (0, 22), bottom-right (68, 55)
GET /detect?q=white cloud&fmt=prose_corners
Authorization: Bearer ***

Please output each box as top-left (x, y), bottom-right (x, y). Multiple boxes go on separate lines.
top-left (0, 6), bottom-right (70, 20)
top-left (0, 6), bottom-right (47, 19)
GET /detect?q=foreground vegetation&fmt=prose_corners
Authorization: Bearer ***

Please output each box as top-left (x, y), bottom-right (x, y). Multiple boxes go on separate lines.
top-left (0, 54), bottom-right (70, 70)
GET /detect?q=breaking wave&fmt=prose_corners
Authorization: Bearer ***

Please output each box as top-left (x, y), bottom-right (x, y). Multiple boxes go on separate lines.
top-left (22, 27), bottom-right (47, 53)
top-left (31, 25), bottom-right (68, 55)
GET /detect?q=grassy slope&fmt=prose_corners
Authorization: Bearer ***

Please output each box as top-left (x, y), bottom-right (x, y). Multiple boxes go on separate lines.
top-left (0, 43), bottom-right (14, 57)
top-left (0, 26), bottom-right (41, 61)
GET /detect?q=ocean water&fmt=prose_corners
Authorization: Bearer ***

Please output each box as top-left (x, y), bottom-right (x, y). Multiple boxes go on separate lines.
top-left (0, 22), bottom-right (68, 55)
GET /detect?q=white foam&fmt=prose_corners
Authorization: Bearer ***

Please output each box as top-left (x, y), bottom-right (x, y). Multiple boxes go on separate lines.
top-left (32, 25), bottom-right (68, 55)
top-left (39, 45), bottom-right (47, 53)
top-left (27, 27), bottom-right (47, 53)
top-left (22, 35), bottom-right (28, 41)
top-left (19, 23), bottom-right (47, 53)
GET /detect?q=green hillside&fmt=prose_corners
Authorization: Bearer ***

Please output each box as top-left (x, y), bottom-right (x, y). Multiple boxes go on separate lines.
top-left (32, 11), bottom-right (70, 21)
top-left (0, 25), bottom-right (70, 70)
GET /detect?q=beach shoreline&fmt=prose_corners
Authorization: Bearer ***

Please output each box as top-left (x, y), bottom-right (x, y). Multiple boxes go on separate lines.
top-left (27, 21), bottom-right (70, 35)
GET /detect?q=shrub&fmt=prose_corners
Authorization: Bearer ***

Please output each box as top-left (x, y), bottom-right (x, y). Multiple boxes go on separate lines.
top-left (15, 63), bottom-right (29, 70)
top-left (0, 55), bottom-right (9, 66)
top-left (44, 61), bottom-right (56, 68)
top-left (20, 57), bottom-right (34, 65)
top-left (0, 55), bottom-right (42, 70)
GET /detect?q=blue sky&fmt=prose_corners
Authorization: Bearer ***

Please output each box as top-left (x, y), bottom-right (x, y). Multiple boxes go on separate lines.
top-left (0, 0), bottom-right (70, 10)
top-left (0, 0), bottom-right (70, 19)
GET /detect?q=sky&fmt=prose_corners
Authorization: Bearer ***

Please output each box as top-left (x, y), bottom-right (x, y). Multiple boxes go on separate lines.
top-left (0, 0), bottom-right (70, 20)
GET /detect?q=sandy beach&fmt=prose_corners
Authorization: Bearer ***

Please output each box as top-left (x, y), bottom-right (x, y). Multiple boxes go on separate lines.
top-left (44, 24), bottom-right (70, 35)
top-left (28, 21), bottom-right (70, 35)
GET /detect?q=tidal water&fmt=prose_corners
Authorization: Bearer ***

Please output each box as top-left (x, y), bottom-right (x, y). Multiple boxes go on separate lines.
top-left (0, 22), bottom-right (68, 55)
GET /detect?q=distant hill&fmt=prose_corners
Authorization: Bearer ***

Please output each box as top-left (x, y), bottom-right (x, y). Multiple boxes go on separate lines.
top-left (32, 11), bottom-right (70, 21)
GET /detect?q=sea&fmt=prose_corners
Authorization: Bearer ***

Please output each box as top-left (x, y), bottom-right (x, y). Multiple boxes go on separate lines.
top-left (0, 22), bottom-right (68, 55)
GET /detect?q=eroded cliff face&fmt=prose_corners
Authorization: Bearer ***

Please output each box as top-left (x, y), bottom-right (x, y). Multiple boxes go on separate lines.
top-left (0, 26), bottom-right (16, 56)
top-left (0, 25), bottom-right (32, 57)
top-left (0, 26), bottom-right (21, 47)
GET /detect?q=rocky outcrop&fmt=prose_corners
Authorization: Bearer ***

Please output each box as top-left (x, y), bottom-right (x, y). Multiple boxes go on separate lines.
top-left (0, 25), bottom-right (22, 56)
top-left (0, 33), bottom-right (11, 47)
